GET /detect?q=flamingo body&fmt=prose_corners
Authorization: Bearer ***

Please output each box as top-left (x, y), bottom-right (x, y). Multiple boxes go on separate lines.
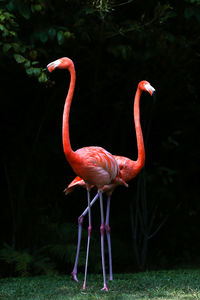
top-left (71, 146), bottom-right (120, 188)
top-left (65, 155), bottom-right (138, 196)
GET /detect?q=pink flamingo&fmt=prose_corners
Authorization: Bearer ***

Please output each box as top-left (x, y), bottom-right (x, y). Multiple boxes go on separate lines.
top-left (46, 57), bottom-right (127, 291)
top-left (65, 80), bottom-right (156, 282)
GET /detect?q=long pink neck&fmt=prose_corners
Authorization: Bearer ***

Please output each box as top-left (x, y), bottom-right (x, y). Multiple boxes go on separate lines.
top-left (62, 64), bottom-right (76, 161)
top-left (134, 88), bottom-right (145, 170)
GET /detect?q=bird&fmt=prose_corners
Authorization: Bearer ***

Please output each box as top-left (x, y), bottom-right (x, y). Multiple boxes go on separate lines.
top-left (65, 80), bottom-right (156, 282)
top-left (46, 57), bottom-right (127, 291)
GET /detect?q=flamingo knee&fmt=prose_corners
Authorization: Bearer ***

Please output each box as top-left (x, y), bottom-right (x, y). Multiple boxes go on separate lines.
top-left (105, 224), bottom-right (111, 233)
top-left (88, 224), bottom-right (92, 236)
top-left (100, 224), bottom-right (105, 235)
top-left (78, 215), bottom-right (84, 225)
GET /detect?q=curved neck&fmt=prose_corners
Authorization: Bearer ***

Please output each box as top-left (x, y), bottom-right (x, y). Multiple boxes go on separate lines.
top-left (134, 88), bottom-right (145, 170)
top-left (62, 64), bottom-right (76, 160)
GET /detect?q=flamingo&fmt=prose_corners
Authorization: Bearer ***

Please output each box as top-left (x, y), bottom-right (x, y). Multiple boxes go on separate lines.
top-left (46, 57), bottom-right (127, 291)
top-left (65, 80), bottom-right (156, 282)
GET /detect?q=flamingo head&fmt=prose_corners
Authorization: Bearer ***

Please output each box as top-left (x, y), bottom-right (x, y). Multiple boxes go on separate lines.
top-left (138, 80), bottom-right (156, 96)
top-left (46, 57), bottom-right (74, 73)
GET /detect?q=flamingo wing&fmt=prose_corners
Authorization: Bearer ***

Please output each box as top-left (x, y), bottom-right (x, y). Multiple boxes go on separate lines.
top-left (73, 146), bottom-right (119, 187)
top-left (64, 176), bottom-right (86, 195)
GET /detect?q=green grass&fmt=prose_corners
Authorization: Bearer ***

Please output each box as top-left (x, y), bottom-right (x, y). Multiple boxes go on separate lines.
top-left (0, 269), bottom-right (200, 299)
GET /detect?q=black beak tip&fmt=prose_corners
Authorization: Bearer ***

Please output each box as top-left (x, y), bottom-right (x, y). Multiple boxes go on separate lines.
top-left (152, 90), bottom-right (157, 103)
top-left (46, 67), bottom-right (51, 77)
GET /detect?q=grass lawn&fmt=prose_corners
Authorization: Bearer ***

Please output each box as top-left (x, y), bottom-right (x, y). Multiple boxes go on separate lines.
top-left (0, 269), bottom-right (200, 299)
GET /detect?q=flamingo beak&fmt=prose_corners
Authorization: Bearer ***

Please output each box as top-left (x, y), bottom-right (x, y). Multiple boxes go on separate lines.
top-left (46, 59), bottom-right (62, 74)
top-left (144, 83), bottom-right (155, 95)
top-left (152, 90), bottom-right (156, 103)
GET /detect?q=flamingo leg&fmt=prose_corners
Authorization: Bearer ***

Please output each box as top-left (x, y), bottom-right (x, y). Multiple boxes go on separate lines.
top-left (105, 195), bottom-right (113, 281)
top-left (99, 191), bottom-right (108, 291)
top-left (72, 193), bottom-right (99, 282)
top-left (83, 189), bottom-right (92, 290)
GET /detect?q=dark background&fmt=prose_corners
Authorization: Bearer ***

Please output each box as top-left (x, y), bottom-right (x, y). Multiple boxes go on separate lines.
top-left (0, 0), bottom-right (199, 277)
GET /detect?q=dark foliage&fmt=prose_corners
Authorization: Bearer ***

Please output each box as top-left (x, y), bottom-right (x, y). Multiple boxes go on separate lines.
top-left (0, 0), bottom-right (200, 276)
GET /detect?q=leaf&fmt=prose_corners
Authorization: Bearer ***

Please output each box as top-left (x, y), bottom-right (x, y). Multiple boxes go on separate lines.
top-left (32, 61), bottom-right (39, 65)
top-left (24, 60), bottom-right (31, 68)
top-left (26, 67), bottom-right (41, 77)
top-left (0, 15), bottom-right (6, 22)
top-left (184, 7), bottom-right (194, 19)
top-left (64, 31), bottom-right (71, 39)
top-left (26, 67), bottom-right (33, 76)
top-left (48, 28), bottom-right (56, 40)
top-left (17, 3), bottom-right (31, 20)
top-left (57, 30), bottom-right (64, 45)
top-left (32, 67), bottom-right (41, 76)
top-left (6, 1), bottom-right (15, 12)
top-left (3, 43), bottom-right (12, 52)
top-left (38, 72), bottom-right (48, 83)
top-left (85, 8), bottom-right (95, 15)
top-left (14, 53), bottom-right (26, 63)
top-left (12, 43), bottom-right (20, 51)
top-left (9, 30), bottom-right (16, 37)
top-left (167, 33), bottom-right (175, 42)
top-left (34, 4), bottom-right (42, 12)
top-left (0, 24), bottom-right (5, 31)
top-left (15, 252), bottom-right (32, 276)
top-left (3, 12), bottom-right (14, 20)
top-left (39, 32), bottom-right (48, 43)
top-left (29, 50), bottom-right (38, 60)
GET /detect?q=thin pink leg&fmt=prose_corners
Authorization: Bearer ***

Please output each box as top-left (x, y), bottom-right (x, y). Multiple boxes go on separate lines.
top-left (83, 190), bottom-right (92, 290)
top-left (105, 195), bottom-right (113, 281)
top-left (99, 191), bottom-right (108, 291)
top-left (71, 215), bottom-right (83, 282)
top-left (72, 193), bottom-right (99, 282)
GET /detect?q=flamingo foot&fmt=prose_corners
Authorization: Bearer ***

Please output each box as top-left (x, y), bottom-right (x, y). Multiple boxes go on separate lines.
top-left (82, 283), bottom-right (87, 290)
top-left (101, 284), bottom-right (108, 291)
top-left (71, 271), bottom-right (78, 282)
